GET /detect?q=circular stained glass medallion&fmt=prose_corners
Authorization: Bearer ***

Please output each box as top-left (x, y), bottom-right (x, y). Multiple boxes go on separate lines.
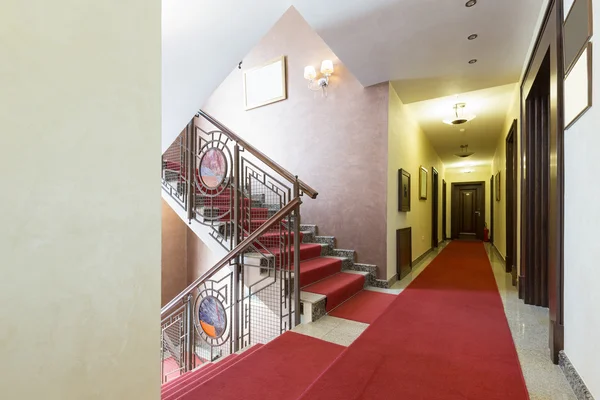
top-left (199, 148), bottom-right (227, 189)
top-left (197, 296), bottom-right (227, 339)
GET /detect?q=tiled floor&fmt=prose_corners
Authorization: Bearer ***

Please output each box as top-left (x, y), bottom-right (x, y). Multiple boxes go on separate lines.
top-left (484, 244), bottom-right (576, 400)
top-left (293, 241), bottom-right (577, 400)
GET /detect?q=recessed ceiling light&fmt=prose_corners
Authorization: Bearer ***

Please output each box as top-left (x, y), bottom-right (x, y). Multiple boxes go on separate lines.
top-left (468, 34), bottom-right (478, 40)
top-left (468, 59), bottom-right (478, 64)
top-left (466, 0), bottom-right (477, 7)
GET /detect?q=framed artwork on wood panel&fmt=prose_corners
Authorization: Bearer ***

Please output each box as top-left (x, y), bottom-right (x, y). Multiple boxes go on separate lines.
top-left (419, 166), bottom-right (428, 200)
top-left (495, 171), bottom-right (501, 201)
top-left (398, 169), bottom-right (411, 212)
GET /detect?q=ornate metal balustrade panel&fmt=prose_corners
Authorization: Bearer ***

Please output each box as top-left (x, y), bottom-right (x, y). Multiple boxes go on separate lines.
top-left (161, 129), bottom-right (189, 210)
top-left (160, 111), bottom-right (308, 382)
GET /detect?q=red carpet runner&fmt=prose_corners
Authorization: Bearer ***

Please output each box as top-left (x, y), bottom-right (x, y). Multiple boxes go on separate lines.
top-left (329, 290), bottom-right (397, 324)
top-left (299, 241), bottom-right (529, 400)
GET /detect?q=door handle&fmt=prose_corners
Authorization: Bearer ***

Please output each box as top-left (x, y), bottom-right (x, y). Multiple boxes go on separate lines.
top-left (474, 211), bottom-right (481, 216)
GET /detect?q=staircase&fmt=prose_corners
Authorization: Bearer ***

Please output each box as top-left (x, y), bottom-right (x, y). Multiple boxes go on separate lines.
top-left (161, 332), bottom-right (344, 400)
top-left (160, 110), bottom-right (379, 395)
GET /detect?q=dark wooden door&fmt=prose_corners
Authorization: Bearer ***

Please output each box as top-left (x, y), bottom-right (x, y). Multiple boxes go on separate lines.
top-left (523, 53), bottom-right (550, 309)
top-left (451, 182), bottom-right (485, 241)
top-left (396, 228), bottom-right (412, 280)
top-left (506, 120), bottom-right (517, 280)
top-left (490, 175), bottom-right (494, 244)
top-left (431, 167), bottom-right (439, 248)
top-left (459, 189), bottom-right (477, 238)
top-left (519, 0), bottom-right (564, 362)
top-left (442, 180), bottom-right (447, 241)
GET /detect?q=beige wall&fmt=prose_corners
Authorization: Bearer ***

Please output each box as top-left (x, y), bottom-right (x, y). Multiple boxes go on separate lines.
top-left (187, 230), bottom-right (221, 284)
top-left (491, 84), bottom-right (520, 261)
top-left (161, 200), bottom-right (189, 306)
top-left (161, 199), bottom-right (221, 306)
top-left (0, 1), bottom-right (161, 398)
top-left (387, 84), bottom-right (445, 279)
top-left (444, 165), bottom-right (492, 238)
top-left (201, 7), bottom-right (389, 276)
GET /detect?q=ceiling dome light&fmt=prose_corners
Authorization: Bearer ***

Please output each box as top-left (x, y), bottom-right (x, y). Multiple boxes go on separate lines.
top-left (455, 144), bottom-right (475, 158)
top-left (468, 59), bottom-right (478, 64)
top-left (443, 103), bottom-right (476, 125)
top-left (466, 0), bottom-right (477, 7)
top-left (468, 34), bottom-right (478, 40)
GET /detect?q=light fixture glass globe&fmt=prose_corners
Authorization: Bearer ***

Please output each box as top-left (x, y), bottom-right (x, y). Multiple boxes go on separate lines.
top-left (304, 66), bottom-right (317, 81)
top-left (442, 103), bottom-right (476, 125)
top-left (320, 60), bottom-right (334, 75)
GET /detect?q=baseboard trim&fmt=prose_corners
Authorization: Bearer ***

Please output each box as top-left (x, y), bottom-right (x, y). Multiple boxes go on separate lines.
top-left (559, 351), bottom-right (595, 400)
top-left (491, 244), bottom-right (506, 263)
top-left (373, 274), bottom-right (398, 289)
top-left (413, 247), bottom-right (433, 267)
top-left (374, 242), bottom-right (444, 289)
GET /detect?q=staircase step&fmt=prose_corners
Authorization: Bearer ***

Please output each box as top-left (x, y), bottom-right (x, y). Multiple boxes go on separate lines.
top-left (215, 207), bottom-right (269, 221)
top-left (161, 362), bottom-right (217, 395)
top-left (245, 218), bottom-right (285, 232)
top-left (261, 243), bottom-right (326, 266)
top-left (252, 231), bottom-right (303, 248)
top-left (178, 332), bottom-right (344, 400)
top-left (164, 345), bottom-right (264, 400)
top-left (303, 272), bottom-right (365, 312)
top-left (299, 257), bottom-right (342, 287)
top-left (198, 195), bottom-right (251, 208)
top-left (162, 354), bottom-right (238, 400)
top-left (161, 354), bottom-right (205, 386)
top-left (162, 355), bottom-right (238, 399)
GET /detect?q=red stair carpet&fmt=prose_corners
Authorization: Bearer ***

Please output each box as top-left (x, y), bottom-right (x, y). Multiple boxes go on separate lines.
top-left (329, 290), bottom-right (397, 324)
top-left (299, 241), bottom-right (529, 400)
top-left (303, 272), bottom-right (365, 311)
top-left (178, 331), bottom-right (344, 400)
top-left (298, 257), bottom-right (343, 287)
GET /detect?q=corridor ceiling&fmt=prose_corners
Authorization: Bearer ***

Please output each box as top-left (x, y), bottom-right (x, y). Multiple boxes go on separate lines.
top-left (404, 84), bottom-right (518, 167)
top-left (295, 0), bottom-right (546, 103)
top-left (295, 0), bottom-right (548, 165)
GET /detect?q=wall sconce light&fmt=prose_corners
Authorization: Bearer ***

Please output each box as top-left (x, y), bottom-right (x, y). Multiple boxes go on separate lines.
top-left (304, 60), bottom-right (334, 95)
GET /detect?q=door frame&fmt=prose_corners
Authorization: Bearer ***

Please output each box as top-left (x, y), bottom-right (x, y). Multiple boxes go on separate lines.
top-left (431, 167), bottom-right (439, 248)
top-left (519, 0), bottom-right (564, 363)
top-left (451, 181), bottom-right (486, 241)
top-left (506, 120), bottom-right (518, 281)
top-left (442, 180), bottom-right (447, 241)
top-left (490, 175), bottom-right (494, 245)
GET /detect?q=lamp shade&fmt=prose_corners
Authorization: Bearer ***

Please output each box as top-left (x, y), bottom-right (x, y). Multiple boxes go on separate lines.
top-left (304, 66), bottom-right (317, 80)
top-left (320, 60), bottom-right (334, 75)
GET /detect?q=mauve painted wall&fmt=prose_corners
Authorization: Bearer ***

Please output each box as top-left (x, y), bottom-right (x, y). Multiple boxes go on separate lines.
top-left (201, 7), bottom-right (389, 276)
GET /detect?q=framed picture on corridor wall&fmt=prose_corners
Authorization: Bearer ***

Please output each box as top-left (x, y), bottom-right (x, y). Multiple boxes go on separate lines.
top-left (495, 171), bottom-right (501, 201)
top-left (398, 169), bottom-right (411, 212)
top-left (419, 166), bottom-right (428, 200)
top-left (243, 56), bottom-right (287, 110)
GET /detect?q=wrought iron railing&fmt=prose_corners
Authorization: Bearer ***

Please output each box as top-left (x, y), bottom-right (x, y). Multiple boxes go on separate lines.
top-left (160, 110), bottom-right (317, 383)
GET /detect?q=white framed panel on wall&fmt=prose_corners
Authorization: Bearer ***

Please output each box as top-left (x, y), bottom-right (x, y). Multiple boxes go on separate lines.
top-left (243, 56), bottom-right (287, 111)
top-left (564, 42), bottom-right (593, 129)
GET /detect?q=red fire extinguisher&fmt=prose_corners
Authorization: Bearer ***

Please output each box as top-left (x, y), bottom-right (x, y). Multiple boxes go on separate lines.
top-left (483, 223), bottom-right (489, 242)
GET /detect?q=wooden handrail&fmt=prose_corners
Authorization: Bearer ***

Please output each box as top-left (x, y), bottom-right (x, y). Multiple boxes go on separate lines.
top-left (160, 197), bottom-right (302, 317)
top-left (197, 110), bottom-right (318, 199)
